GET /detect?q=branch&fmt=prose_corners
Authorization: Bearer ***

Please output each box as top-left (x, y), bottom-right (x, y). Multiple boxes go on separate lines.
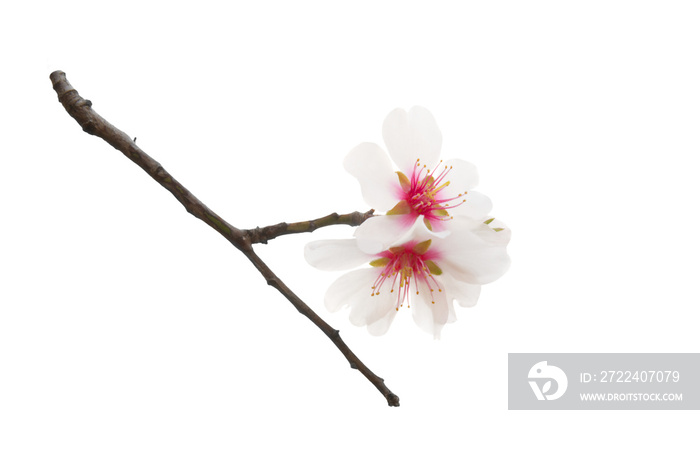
top-left (246, 210), bottom-right (374, 244)
top-left (50, 71), bottom-right (399, 407)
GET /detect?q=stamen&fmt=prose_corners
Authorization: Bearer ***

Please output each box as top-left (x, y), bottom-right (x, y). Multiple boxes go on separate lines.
top-left (368, 241), bottom-right (443, 312)
top-left (397, 158), bottom-right (469, 224)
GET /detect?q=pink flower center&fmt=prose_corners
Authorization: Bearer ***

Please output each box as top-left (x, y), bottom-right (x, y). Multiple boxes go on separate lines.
top-left (389, 159), bottom-right (467, 229)
top-left (369, 240), bottom-right (443, 311)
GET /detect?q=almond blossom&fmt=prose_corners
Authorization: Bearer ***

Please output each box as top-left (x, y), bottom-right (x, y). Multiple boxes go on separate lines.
top-left (344, 106), bottom-right (493, 253)
top-left (304, 216), bottom-right (510, 338)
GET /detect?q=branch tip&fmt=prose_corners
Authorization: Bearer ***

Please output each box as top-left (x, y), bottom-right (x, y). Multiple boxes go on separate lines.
top-left (388, 394), bottom-right (400, 407)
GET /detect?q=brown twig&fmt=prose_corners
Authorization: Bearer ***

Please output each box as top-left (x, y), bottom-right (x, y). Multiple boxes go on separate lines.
top-left (49, 71), bottom-right (399, 407)
top-left (246, 210), bottom-right (374, 244)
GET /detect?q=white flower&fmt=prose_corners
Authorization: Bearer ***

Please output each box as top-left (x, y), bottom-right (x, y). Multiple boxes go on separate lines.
top-left (304, 217), bottom-right (510, 338)
top-left (344, 106), bottom-right (493, 253)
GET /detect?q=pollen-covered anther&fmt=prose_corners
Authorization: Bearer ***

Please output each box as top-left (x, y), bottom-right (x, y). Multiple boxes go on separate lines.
top-left (368, 239), bottom-right (445, 311)
top-left (393, 158), bottom-right (470, 226)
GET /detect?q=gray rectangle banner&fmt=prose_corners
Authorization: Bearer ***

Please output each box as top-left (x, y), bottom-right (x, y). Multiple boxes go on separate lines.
top-left (508, 353), bottom-right (700, 410)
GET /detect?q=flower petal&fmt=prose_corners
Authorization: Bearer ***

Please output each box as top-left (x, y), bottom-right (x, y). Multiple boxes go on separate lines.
top-left (324, 268), bottom-right (398, 336)
top-left (412, 278), bottom-right (449, 339)
top-left (428, 216), bottom-right (510, 284)
top-left (447, 190), bottom-right (493, 219)
top-left (382, 106), bottom-right (442, 172)
top-left (344, 142), bottom-right (399, 211)
top-left (354, 214), bottom-right (416, 254)
top-left (347, 290), bottom-right (393, 326)
top-left (477, 218), bottom-right (512, 246)
top-left (440, 158), bottom-right (480, 194)
top-left (348, 284), bottom-right (397, 328)
top-left (442, 272), bottom-right (481, 309)
top-left (366, 309), bottom-right (399, 336)
top-left (449, 248), bottom-right (510, 285)
top-left (324, 268), bottom-right (377, 313)
top-left (304, 239), bottom-right (373, 271)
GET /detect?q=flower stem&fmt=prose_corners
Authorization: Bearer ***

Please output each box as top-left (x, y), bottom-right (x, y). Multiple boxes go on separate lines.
top-left (49, 71), bottom-right (399, 407)
top-left (245, 209), bottom-right (374, 244)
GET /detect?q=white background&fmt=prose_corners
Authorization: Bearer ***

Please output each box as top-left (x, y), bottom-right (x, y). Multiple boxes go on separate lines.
top-left (2, 1), bottom-right (699, 466)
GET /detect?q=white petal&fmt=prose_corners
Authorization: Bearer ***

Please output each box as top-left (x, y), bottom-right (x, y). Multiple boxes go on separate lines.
top-left (348, 281), bottom-right (397, 328)
top-left (344, 142), bottom-right (399, 211)
top-left (367, 309), bottom-right (399, 336)
top-left (477, 218), bottom-right (512, 246)
top-left (447, 306), bottom-right (457, 324)
top-left (304, 239), bottom-right (373, 271)
top-left (324, 268), bottom-right (377, 313)
top-left (434, 217), bottom-right (511, 284)
top-left (403, 214), bottom-right (451, 240)
top-left (441, 241), bottom-right (511, 285)
top-left (412, 278), bottom-right (449, 339)
top-left (442, 272), bottom-right (481, 309)
top-left (324, 268), bottom-right (398, 336)
top-left (348, 287), bottom-right (396, 327)
top-left (354, 214), bottom-right (415, 254)
top-left (440, 158), bottom-right (480, 195)
top-left (447, 190), bottom-right (493, 219)
top-left (382, 106), bottom-right (442, 172)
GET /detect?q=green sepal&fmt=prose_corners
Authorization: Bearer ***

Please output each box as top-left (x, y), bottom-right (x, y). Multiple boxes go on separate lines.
top-left (413, 239), bottom-right (432, 255)
top-left (425, 260), bottom-right (442, 275)
top-left (387, 200), bottom-right (411, 215)
top-left (423, 217), bottom-right (433, 231)
top-left (493, 227), bottom-right (504, 232)
top-left (396, 171), bottom-right (411, 192)
top-left (484, 217), bottom-right (495, 225)
top-left (369, 257), bottom-right (391, 267)
top-left (434, 209), bottom-right (449, 217)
